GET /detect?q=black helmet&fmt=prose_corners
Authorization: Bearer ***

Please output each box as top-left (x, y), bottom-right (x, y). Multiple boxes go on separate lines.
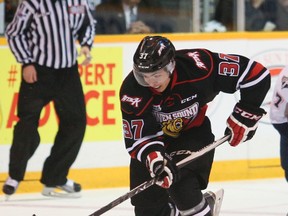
top-left (133, 36), bottom-right (175, 73)
top-left (133, 36), bottom-right (176, 86)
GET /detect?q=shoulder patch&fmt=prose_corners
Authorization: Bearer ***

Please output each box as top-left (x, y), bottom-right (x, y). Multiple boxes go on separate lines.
top-left (121, 95), bottom-right (142, 108)
top-left (186, 51), bottom-right (207, 70)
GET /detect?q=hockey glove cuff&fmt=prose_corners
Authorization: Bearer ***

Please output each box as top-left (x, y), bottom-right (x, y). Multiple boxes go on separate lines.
top-left (146, 151), bottom-right (179, 188)
top-left (225, 103), bottom-right (266, 147)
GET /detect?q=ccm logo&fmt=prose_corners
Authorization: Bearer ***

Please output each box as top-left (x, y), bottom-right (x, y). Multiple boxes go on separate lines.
top-left (234, 107), bottom-right (262, 120)
top-left (181, 94), bottom-right (197, 104)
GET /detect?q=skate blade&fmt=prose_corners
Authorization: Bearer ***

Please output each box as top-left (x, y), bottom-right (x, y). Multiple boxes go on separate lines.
top-left (42, 188), bottom-right (81, 198)
top-left (214, 188), bottom-right (224, 216)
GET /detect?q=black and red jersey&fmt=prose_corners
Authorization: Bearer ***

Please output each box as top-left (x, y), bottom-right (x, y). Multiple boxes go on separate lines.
top-left (120, 48), bottom-right (270, 163)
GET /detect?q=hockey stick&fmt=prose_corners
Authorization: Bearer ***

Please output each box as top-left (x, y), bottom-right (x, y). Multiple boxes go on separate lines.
top-left (89, 135), bottom-right (230, 216)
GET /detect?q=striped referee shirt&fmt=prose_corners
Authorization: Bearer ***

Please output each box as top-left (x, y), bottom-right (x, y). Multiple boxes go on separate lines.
top-left (5, 0), bottom-right (95, 69)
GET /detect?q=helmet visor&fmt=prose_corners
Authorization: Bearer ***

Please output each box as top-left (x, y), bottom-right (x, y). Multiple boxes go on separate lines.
top-left (133, 61), bottom-right (175, 87)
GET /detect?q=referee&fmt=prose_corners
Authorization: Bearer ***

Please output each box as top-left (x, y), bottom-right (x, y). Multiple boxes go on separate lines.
top-left (3, 0), bottom-right (95, 198)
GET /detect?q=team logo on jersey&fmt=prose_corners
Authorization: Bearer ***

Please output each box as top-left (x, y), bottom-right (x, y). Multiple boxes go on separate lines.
top-left (154, 103), bottom-right (198, 122)
top-left (187, 52), bottom-right (207, 70)
top-left (281, 76), bottom-right (288, 89)
top-left (153, 103), bottom-right (199, 137)
top-left (121, 95), bottom-right (142, 107)
top-left (162, 118), bottom-right (183, 138)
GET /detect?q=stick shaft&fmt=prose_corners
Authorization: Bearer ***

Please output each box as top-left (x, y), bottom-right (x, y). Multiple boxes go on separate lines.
top-left (177, 135), bottom-right (230, 168)
top-left (89, 178), bottom-right (157, 216)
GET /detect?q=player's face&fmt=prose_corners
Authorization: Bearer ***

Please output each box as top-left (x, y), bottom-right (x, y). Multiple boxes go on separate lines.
top-left (142, 69), bottom-right (170, 92)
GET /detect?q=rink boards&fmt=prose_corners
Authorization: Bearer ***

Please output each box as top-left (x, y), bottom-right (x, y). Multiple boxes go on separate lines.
top-left (0, 32), bottom-right (287, 194)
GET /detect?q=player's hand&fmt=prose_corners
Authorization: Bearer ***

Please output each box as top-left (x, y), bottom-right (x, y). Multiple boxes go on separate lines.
top-left (79, 45), bottom-right (92, 66)
top-left (146, 151), bottom-right (179, 188)
top-left (22, 64), bottom-right (37, 83)
top-left (225, 103), bottom-right (266, 146)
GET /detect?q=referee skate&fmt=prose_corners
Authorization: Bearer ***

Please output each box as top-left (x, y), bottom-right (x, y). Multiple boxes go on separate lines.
top-left (41, 180), bottom-right (82, 198)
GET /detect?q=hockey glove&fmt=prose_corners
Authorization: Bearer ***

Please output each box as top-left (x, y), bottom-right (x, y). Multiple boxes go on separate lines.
top-left (225, 103), bottom-right (266, 147)
top-left (146, 151), bottom-right (179, 188)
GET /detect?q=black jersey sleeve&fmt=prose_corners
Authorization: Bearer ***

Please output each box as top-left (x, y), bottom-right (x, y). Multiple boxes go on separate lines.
top-left (211, 51), bottom-right (271, 108)
top-left (119, 72), bottom-right (165, 163)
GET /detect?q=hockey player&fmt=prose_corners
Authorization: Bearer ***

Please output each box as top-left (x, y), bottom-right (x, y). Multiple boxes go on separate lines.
top-left (119, 36), bottom-right (270, 216)
top-left (270, 66), bottom-right (288, 182)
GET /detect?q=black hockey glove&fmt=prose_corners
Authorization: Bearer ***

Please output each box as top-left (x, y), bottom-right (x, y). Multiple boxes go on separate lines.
top-left (225, 103), bottom-right (266, 147)
top-left (146, 151), bottom-right (179, 188)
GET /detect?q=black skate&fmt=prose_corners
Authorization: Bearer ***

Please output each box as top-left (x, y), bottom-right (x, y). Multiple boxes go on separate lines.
top-left (2, 177), bottom-right (19, 201)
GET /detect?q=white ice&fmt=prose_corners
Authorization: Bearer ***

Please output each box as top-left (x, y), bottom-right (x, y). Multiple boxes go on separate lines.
top-left (0, 178), bottom-right (288, 216)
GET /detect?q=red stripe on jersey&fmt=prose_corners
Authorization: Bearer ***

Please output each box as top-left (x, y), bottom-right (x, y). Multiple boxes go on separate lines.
top-left (136, 97), bottom-right (154, 116)
top-left (129, 136), bottom-right (165, 160)
top-left (245, 62), bottom-right (265, 81)
top-left (184, 105), bottom-right (208, 130)
top-left (147, 152), bottom-right (158, 161)
top-left (171, 68), bottom-right (178, 88)
top-left (129, 140), bottom-right (154, 159)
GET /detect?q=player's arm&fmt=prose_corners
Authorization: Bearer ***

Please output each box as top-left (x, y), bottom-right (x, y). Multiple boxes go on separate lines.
top-left (120, 90), bottom-right (179, 187)
top-left (213, 52), bottom-right (271, 146)
top-left (5, 1), bottom-right (35, 65)
top-left (120, 110), bottom-right (162, 160)
top-left (121, 110), bottom-right (164, 161)
top-left (121, 110), bottom-right (179, 188)
top-left (77, 3), bottom-right (95, 49)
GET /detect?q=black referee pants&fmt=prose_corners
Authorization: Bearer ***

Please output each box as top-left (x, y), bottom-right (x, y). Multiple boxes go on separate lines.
top-left (9, 63), bottom-right (86, 186)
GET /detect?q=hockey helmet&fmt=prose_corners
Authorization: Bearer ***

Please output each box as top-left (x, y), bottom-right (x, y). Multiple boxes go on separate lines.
top-left (133, 36), bottom-right (176, 86)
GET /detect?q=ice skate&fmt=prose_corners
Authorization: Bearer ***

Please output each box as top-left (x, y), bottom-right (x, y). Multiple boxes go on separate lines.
top-left (204, 188), bottom-right (224, 216)
top-left (2, 177), bottom-right (19, 201)
top-left (42, 179), bottom-right (81, 198)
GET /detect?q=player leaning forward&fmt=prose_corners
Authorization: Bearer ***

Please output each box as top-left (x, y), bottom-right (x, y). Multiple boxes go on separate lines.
top-left (119, 36), bottom-right (270, 216)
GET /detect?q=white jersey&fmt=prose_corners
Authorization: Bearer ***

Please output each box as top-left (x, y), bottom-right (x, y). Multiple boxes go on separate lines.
top-left (270, 66), bottom-right (288, 124)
